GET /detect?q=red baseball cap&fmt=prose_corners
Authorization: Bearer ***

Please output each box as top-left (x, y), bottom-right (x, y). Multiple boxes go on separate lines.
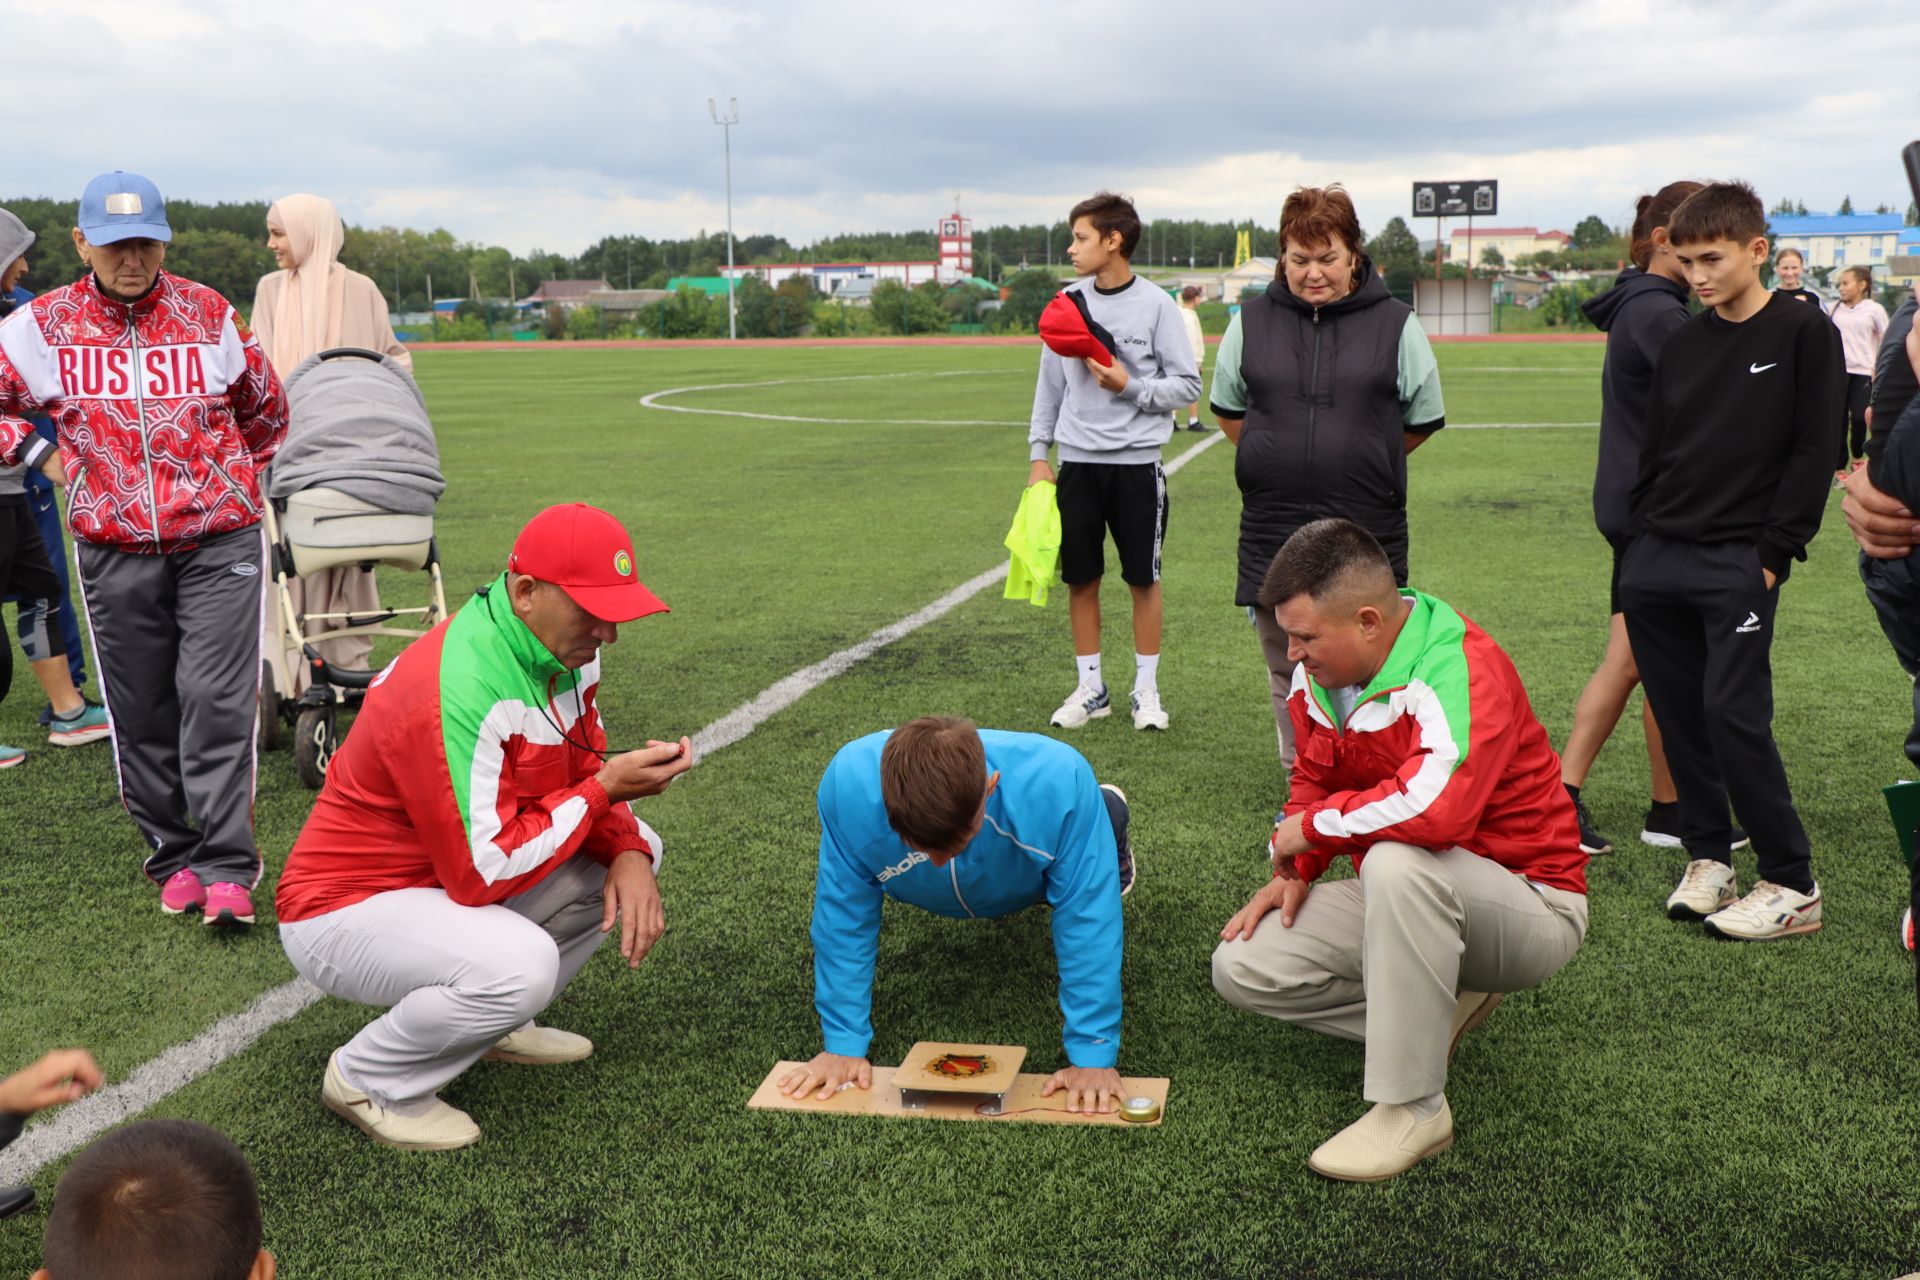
top-left (508, 504), bottom-right (669, 623)
top-left (1038, 290), bottom-right (1116, 367)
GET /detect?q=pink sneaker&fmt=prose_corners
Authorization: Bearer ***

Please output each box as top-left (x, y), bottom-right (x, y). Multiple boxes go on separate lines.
top-left (160, 869), bottom-right (206, 916)
top-left (202, 882), bottom-right (255, 927)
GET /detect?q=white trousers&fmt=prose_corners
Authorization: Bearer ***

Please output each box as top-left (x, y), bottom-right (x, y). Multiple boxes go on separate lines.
top-left (281, 855), bottom-right (609, 1110)
top-left (1211, 843), bottom-right (1587, 1103)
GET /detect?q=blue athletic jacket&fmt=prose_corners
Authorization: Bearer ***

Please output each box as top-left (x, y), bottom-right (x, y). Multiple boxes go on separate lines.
top-left (811, 729), bottom-right (1123, 1068)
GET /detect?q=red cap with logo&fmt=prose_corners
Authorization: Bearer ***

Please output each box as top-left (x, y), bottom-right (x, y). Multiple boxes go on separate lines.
top-left (508, 503), bottom-right (669, 623)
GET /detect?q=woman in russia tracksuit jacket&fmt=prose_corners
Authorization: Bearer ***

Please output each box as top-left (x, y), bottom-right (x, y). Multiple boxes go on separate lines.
top-left (0, 172), bottom-right (287, 926)
top-left (1208, 186), bottom-right (1445, 770)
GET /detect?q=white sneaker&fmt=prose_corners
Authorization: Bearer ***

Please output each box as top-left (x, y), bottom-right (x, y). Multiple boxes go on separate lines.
top-left (1130, 688), bottom-right (1169, 731)
top-left (1666, 859), bottom-right (1738, 921)
top-left (1050, 682), bottom-right (1110, 728)
top-left (482, 1025), bottom-right (594, 1065)
top-left (322, 1052), bottom-right (481, 1151)
top-left (1703, 880), bottom-right (1822, 941)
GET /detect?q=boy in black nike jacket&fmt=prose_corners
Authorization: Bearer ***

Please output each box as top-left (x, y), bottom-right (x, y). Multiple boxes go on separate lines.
top-left (1617, 181), bottom-right (1844, 941)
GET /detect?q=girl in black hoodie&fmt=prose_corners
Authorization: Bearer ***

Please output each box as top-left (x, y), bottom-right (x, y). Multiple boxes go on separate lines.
top-left (1559, 181), bottom-right (1728, 856)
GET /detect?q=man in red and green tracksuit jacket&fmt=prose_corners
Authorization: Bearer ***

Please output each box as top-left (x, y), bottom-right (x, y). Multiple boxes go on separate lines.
top-left (1212, 518), bottom-right (1588, 1184)
top-left (278, 503), bottom-right (692, 1151)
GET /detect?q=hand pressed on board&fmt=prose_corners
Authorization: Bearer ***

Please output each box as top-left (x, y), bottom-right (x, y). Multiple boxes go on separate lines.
top-left (601, 849), bottom-right (664, 968)
top-left (594, 738), bottom-right (692, 803)
top-left (778, 1052), bottom-right (872, 1100)
top-left (1040, 1065), bottom-right (1124, 1115)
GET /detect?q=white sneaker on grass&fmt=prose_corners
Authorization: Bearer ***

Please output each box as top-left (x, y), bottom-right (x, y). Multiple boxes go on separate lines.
top-left (322, 1052), bottom-right (480, 1151)
top-left (1131, 689), bottom-right (1169, 731)
top-left (1666, 859), bottom-right (1737, 920)
top-left (1050, 682), bottom-right (1110, 728)
top-left (1702, 880), bottom-right (1822, 941)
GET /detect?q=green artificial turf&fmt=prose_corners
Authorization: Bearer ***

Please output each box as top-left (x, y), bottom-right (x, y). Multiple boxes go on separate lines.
top-left (0, 340), bottom-right (1915, 1278)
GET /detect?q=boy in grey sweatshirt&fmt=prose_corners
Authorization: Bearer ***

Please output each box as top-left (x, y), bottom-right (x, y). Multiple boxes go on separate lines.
top-left (1027, 191), bottom-right (1200, 732)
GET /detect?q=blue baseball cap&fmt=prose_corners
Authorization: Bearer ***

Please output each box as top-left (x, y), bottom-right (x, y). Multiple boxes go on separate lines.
top-left (78, 171), bottom-right (171, 245)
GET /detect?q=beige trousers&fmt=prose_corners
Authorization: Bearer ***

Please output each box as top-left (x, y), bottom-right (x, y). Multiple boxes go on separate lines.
top-left (1253, 605), bottom-right (1297, 770)
top-left (266, 566), bottom-right (379, 695)
top-left (1211, 843), bottom-right (1587, 1103)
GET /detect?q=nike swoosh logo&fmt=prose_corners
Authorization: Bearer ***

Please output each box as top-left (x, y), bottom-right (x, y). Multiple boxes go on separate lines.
top-left (1750, 362), bottom-right (1777, 373)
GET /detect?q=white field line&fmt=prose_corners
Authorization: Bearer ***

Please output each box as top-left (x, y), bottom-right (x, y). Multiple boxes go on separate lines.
top-left (0, 428), bottom-right (1227, 1184)
top-left (640, 368), bottom-right (1026, 426)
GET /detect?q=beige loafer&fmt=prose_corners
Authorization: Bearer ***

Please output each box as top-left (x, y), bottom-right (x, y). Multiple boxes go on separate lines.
top-left (1308, 1098), bottom-right (1454, 1183)
top-left (322, 1052), bottom-right (480, 1152)
top-left (481, 1025), bottom-right (594, 1065)
top-left (1448, 990), bottom-right (1502, 1061)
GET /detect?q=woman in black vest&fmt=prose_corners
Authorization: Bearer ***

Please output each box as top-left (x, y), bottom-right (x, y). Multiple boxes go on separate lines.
top-left (1210, 186), bottom-right (1445, 768)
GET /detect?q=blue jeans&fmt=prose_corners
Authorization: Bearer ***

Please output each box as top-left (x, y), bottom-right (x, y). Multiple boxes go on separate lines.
top-left (9, 465), bottom-right (86, 688)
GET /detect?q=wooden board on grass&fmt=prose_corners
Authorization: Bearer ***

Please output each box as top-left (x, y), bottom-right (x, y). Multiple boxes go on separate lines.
top-left (892, 1041), bottom-right (1025, 1095)
top-left (747, 1060), bottom-right (1169, 1128)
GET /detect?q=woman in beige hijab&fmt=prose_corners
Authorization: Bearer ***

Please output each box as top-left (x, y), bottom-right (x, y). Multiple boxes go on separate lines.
top-left (253, 194), bottom-right (411, 695)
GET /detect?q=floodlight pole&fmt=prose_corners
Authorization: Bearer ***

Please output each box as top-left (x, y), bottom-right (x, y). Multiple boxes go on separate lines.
top-left (709, 96), bottom-right (741, 340)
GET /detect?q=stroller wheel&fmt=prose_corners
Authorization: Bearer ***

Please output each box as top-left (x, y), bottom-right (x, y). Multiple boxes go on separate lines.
top-left (294, 705), bottom-right (337, 789)
top-left (258, 659), bottom-right (282, 751)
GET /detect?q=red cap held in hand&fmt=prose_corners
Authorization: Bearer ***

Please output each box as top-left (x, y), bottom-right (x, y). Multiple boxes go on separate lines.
top-left (1038, 290), bottom-right (1116, 368)
top-left (508, 503), bottom-right (669, 623)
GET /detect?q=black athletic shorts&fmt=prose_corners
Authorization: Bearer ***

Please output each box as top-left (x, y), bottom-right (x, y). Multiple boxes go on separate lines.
top-left (1056, 459), bottom-right (1166, 587)
top-left (1609, 536), bottom-right (1626, 616)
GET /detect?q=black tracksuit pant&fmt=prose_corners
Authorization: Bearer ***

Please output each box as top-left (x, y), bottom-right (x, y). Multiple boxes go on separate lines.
top-left (1618, 531), bottom-right (1814, 892)
top-left (76, 525), bottom-right (265, 889)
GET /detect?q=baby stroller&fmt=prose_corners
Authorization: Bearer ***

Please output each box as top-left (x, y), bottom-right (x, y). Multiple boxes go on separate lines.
top-left (259, 348), bottom-right (449, 787)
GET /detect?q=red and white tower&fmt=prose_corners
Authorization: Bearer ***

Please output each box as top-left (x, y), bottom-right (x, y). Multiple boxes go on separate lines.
top-left (937, 207), bottom-right (973, 284)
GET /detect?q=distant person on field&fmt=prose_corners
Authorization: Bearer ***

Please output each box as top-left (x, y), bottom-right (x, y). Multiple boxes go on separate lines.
top-left (1829, 265), bottom-right (1889, 474)
top-left (1618, 181), bottom-right (1842, 940)
top-left (1212, 520), bottom-right (1588, 1183)
top-left (0, 1049), bottom-right (103, 1220)
top-left (276, 504), bottom-right (689, 1152)
top-left (0, 172), bottom-right (289, 928)
top-left (1175, 285), bottom-right (1208, 432)
top-left (780, 716), bottom-right (1136, 1114)
top-left (1028, 191), bottom-right (1200, 732)
top-left (253, 193), bottom-right (412, 698)
top-left (34, 1119), bottom-right (272, 1280)
top-left (0, 210), bottom-right (110, 768)
top-left (1209, 185), bottom-right (1444, 771)
top-left (1772, 246), bottom-right (1821, 307)
top-left (1560, 181), bottom-right (1735, 857)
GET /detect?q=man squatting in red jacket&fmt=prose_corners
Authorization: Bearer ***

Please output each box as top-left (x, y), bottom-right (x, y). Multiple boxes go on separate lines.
top-left (0, 172), bottom-right (288, 926)
top-left (1212, 519), bottom-right (1589, 1183)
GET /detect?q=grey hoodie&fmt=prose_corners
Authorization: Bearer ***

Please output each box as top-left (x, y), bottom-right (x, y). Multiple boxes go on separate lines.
top-left (0, 210), bottom-right (36, 502)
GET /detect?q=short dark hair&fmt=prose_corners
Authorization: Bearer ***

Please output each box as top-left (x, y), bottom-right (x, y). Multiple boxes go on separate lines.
top-left (1257, 519), bottom-right (1396, 609)
top-left (1667, 181), bottom-right (1767, 247)
top-left (43, 1120), bottom-right (261, 1280)
top-left (879, 716), bottom-right (987, 852)
top-left (1841, 264), bottom-right (1873, 290)
top-left (1068, 192), bottom-right (1141, 260)
top-left (1180, 285), bottom-right (1202, 302)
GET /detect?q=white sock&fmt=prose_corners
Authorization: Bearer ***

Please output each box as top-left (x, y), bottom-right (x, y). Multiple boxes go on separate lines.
top-left (1134, 652), bottom-right (1159, 695)
top-left (1403, 1092), bottom-right (1445, 1121)
top-left (1076, 654), bottom-right (1102, 690)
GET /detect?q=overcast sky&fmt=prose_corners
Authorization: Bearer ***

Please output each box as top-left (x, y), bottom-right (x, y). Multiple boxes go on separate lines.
top-left (5, 0), bottom-right (1918, 256)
